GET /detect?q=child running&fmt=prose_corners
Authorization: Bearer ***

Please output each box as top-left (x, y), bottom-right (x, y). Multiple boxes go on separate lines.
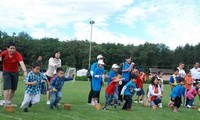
top-left (102, 74), bottom-right (123, 110)
top-left (169, 78), bottom-right (185, 112)
top-left (121, 74), bottom-right (140, 111)
top-left (49, 67), bottom-right (73, 109)
top-left (20, 62), bottom-right (49, 112)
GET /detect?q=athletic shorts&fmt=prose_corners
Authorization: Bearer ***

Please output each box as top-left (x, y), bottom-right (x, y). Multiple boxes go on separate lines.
top-left (136, 88), bottom-right (145, 96)
top-left (3, 71), bottom-right (19, 90)
top-left (92, 90), bottom-right (100, 98)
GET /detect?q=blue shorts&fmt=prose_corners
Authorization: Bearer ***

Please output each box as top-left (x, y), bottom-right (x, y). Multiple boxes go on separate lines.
top-left (136, 88), bottom-right (145, 96)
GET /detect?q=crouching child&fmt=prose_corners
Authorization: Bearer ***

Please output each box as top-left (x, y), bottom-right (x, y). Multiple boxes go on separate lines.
top-left (20, 62), bottom-right (50, 112)
top-left (49, 67), bottom-right (73, 109)
top-left (120, 74), bottom-right (141, 111)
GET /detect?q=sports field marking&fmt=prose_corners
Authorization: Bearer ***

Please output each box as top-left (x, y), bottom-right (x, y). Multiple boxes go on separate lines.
top-left (62, 114), bottom-right (82, 120)
top-left (0, 113), bottom-right (23, 120)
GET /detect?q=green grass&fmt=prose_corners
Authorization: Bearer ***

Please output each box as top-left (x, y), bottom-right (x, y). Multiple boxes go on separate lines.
top-left (0, 79), bottom-right (199, 120)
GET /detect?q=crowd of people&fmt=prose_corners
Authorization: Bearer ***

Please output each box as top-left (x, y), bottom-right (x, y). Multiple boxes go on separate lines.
top-left (87, 54), bottom-right (200, 112)
top-left (0, 42), bottom-right (200, 113)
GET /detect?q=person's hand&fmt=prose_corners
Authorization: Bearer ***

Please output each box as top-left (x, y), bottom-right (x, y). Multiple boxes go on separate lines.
top-left (32, 81), bottom-right (37, 85)
top-left (23, 71), bottom-right (27, 77)
top-left (52, 88), bottom-right (57, 92)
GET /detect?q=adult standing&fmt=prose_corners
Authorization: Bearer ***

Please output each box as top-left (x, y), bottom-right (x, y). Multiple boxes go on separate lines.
top-left (118, 56), bottom-right (134, 104)
top-left (190, 62), bottom-right (200, 85)
top-left (177, 62), bottom-right (186, 78)
top-left (45, 50), bottom-right (61, 105)
top-left (87, 54), bottom-right (104, 104)
top-left (0, 42), bottom-right (27, 105)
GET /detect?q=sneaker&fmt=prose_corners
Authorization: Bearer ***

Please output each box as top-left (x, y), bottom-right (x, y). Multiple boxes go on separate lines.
top-left (28, 101), bottom-right (32, 108)
top-left (126, 108), bottom-right (131, 111)
top-left (134, 100), bottom-right (138, 103)
top-left (186, 105), bottom-right (191, 109)
top-left (158, 103), bottom-right (162, 108)
top-left (54, 103), bottom-right (59, 108)
top-left (23, 107), bottom-right (29, 112)
top-left (102, 107), bottom-right (107, 110)
top-left (139, 100), bottom-right (143, 104)
top-left (46, 101), bottom-right (50, 105)
top-left (198, 108), bottom-right (200, 111)
top-left (173, 108), bottom-right (178, 112)
top-left (113, 105), bottom-right (117, 109)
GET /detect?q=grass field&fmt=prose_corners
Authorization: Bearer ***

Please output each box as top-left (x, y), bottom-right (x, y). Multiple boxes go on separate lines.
top-left (0, 79), bottom-right (199, 120)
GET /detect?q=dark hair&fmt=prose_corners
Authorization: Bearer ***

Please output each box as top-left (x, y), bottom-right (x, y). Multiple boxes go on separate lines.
top-left (179, 77), bottom-right (184, 83)
top-left (7, 42), bottom-right (16, 48)
top-left (52, 50), bottom-right (60, 58)
top-left (157, 71), bottom-right (163, 75)
top-left (32, 61), bottom-right (41, 68)
top-left (130, 74), bottom-right (137, 79)
top-left (56, 67), bottom-right (64, 73)
top-left (173, 68), bottom-right (179, 72)
top-left (185, 70), bottom-right (191, 74)
top-left (151, 76), bottom-right (158, 85)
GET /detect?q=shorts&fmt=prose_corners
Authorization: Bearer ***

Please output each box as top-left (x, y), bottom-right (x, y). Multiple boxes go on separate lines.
top-left (136, 88), bottom-right (145, 96)
top-left (3, 71), bottom-right (19, 90)
top-left (92, 90), bottom-right (100, 98)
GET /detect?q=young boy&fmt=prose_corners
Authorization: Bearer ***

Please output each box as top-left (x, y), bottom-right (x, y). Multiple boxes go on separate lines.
top-left (102, 74), bottom-right (123, 110)
top-left (20, 62), bottom-right (49, 112)
top-left (121, 74), bottom-right (140, 111)
top-left (170, 78), bottom-right (185, 112)
top-left (169, 68), bottom-right (180, 91)
top-left (134, 68), bottom-right (146, 103)
top-left (49, 67), bottom-right (73, 109)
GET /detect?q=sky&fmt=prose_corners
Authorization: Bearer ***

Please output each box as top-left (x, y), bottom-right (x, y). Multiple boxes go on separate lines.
top-left (0, 0), bottom-right (200, 49)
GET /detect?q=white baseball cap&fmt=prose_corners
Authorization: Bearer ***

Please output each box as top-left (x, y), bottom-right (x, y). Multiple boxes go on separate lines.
top-left (97, 54), bottom-right (104, 59)
top-left (112, 64), bottom-right (119, 69)
top-left (98, 60), bottom-right (105, 65)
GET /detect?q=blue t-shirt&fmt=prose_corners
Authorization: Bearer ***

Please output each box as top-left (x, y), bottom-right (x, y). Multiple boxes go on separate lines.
top-left (170, 85), bottom-right (185, 98)
top-left (92, 67), bottom-right (104, 91)
top-left (169, 75), bottom-right (180, 86)
top-left (107, 70), bottom-right (117, 85)
top-left (121, 62), bottom-right (131, 82)
top-left (124, 81), bottom-right (137, 95)
top-left (90, 62), bottom-right (98, 72)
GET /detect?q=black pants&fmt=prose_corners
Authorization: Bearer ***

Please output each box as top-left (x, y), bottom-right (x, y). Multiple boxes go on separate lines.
top-left (118, 81), bottom-right (128, 102)
top-left (87, 79), bottom-right (100, 103)
top-left (122, 95), bottom-right (132, 110)
top-left (171, 97), bottom-right (182, 108)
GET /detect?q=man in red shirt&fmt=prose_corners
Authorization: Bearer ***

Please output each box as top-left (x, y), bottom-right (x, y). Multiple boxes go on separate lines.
top-left (102, 74), bottom-right (124, 110)
top-left (0, 42), bottom-right (27, 105)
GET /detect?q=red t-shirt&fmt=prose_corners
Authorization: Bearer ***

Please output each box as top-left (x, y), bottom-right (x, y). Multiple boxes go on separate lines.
top-left (105, 78), bottom-right (119, 95)
top-left (0, 50), bottom-right (23, 72)
top-left (136, 74), bottom-right (145, 88)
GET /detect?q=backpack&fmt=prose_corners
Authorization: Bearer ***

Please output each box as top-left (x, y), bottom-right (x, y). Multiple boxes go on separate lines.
top-left (86, 67), bottom-right (92, 79)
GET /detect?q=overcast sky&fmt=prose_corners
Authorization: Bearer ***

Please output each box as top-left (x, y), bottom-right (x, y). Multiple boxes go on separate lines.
top-left (0, 0), bottom-right (200, 49)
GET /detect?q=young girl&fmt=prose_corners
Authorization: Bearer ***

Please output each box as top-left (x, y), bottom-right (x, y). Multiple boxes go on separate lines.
top-left (185, 82), bottom-right (200, 108)
top-left (147, 76), bottom-right (162, 108)
top-left (91, 60), bottom-right (105, 105)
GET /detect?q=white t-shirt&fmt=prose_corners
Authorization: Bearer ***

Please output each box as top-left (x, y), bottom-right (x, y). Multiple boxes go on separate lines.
top-left (177, 67), bottom-right (186, 78)
top-left (157, 76), bottom-right (164, 92)
top-left (190, 67), bottom-right (200, 80)
top-left (147, 84), bottom-right (162, 98)
top-left (45, 57), bottom-right (61, 77)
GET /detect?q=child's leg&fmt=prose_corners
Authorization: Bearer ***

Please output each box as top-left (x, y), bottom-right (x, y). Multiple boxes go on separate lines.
top-left (173, 97), bottom-right (182, 111)
top-left (103, 94), bottom-right (111, 109)
top-left (187, 98), bottom-right (194, 107)
top-left (49, 92), bottom-right (56, 109)
top-left (20, 94), bottom-right (32, 109)
top-left (122, 95), bottom-right (128, 110)
top-left (126, 95), bottom-right (132, 110)
top-left (31, 94), bottom-right (40, 105)
top-left (55, 91), bottom-right (62, 106)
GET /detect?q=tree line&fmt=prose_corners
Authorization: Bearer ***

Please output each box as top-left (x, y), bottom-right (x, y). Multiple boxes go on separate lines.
top-left (0, 30), bottom-right (199, 71)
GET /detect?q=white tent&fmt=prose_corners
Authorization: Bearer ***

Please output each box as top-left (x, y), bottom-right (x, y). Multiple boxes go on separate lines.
top-left (76, 69), bottom-right (87, 76)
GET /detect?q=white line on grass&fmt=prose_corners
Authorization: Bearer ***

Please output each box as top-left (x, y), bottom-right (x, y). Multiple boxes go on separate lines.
top-left (0, 113), bottom-right (23, 120)
top-left (62, 115), bottom-right (83, 120)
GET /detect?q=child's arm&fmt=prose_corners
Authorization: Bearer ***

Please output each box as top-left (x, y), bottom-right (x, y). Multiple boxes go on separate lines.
top-left (25, 81), bottom-right (37, 86)
top-left (49, 78), bottom-right (57, 91)
top-left (24, 73), bottom-right (37, 86)
top-left (64, 76), bottom-right (73, 81)
top-left (186, 88), bottom-right (195, 99)
top-left (120, 86), bottom-right (127, 95)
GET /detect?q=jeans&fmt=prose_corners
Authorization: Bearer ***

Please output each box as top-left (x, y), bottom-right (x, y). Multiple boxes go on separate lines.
top-left (187, 98), bottom-right (194, 106)
top-left (50, 91), bottom-right (62, 108)
top-left (151, 97), bottom-right (162, 106)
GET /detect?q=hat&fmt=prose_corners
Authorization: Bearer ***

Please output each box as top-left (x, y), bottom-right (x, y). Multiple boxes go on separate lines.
top-left (98, 60), bottom-right (105, 65)
top-left (97, 54), bottom-right (104, 59)
top-left (112, 64), bottom-right (119, 69)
